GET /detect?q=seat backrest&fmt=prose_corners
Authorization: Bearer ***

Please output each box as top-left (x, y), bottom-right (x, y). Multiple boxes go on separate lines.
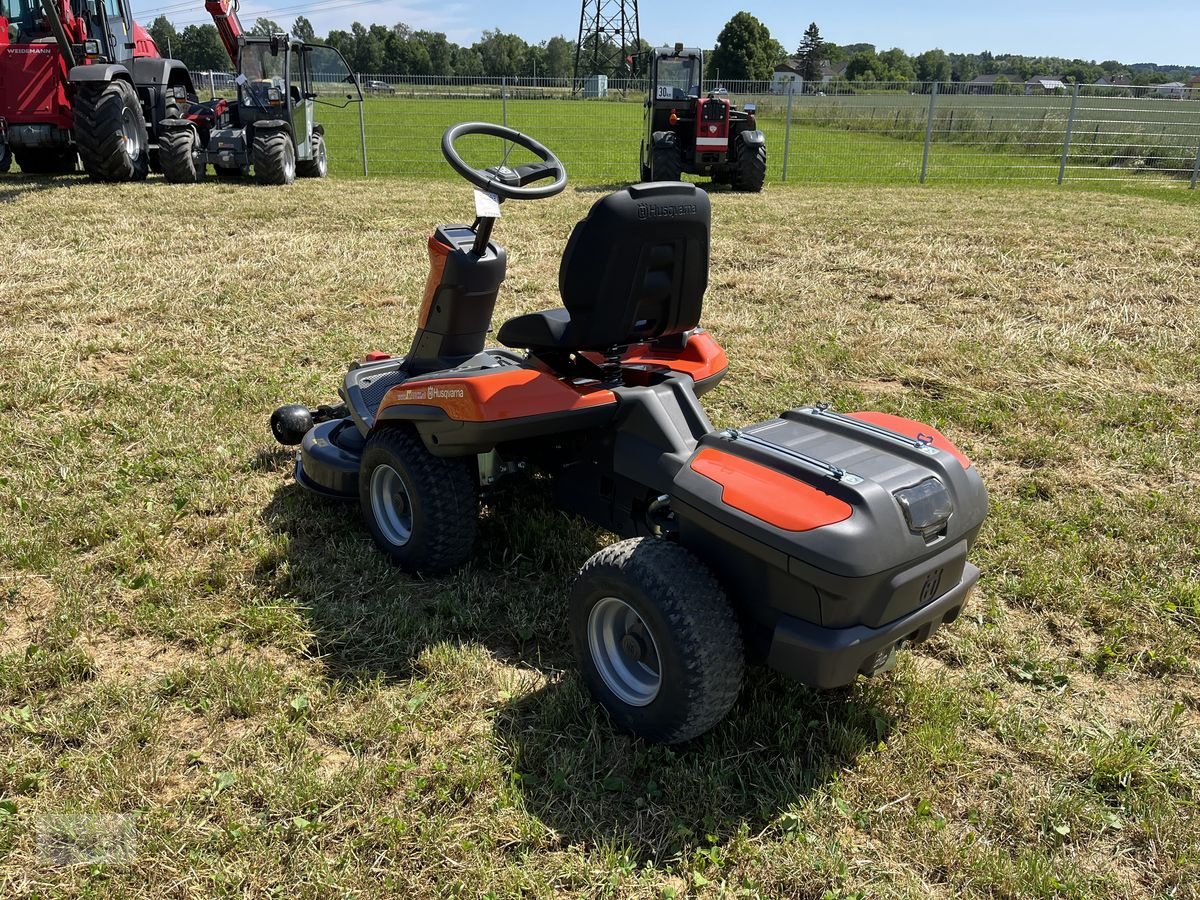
top-left (558, 183), bottom-right (710, 350)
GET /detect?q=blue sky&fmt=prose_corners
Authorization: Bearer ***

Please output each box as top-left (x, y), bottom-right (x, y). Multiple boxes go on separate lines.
top-left (160, 1), bottom-right (1199, 65)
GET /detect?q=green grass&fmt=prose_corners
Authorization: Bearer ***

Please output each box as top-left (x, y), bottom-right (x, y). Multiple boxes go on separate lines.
top-left (0, 173), bottom-right (1199, 897)
top-left (314, 95), bottom-right (1200, 186)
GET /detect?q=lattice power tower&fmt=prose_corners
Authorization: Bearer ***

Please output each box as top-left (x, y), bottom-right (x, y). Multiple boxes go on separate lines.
top-left (573, 0), bottom-right (641, 88)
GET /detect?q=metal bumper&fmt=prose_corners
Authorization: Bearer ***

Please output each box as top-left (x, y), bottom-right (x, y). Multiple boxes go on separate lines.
top-left (766, 563), bottom-right (980, 689)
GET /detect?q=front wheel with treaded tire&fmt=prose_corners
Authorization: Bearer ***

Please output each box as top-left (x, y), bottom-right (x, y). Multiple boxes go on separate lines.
top-left (160, 128), bottom-right (205, 183)
top-left (253, 129), bottom-right (296, 185)
top-left (570, 537), bottom-right (745, 744)
top-left (651, 141), bottom-right (682, 182)
top-left (731, 134), bottom-right (766, 193)
top-left (358, 426), bottom-right (477, 573)
top-left (74, 79), bottom-right (149, 182)
top-left (296, 133), bottom-right (327, 178)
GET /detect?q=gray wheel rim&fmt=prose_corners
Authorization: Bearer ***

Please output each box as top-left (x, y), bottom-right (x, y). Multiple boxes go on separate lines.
top-left (120, 106), bottom-right (142, 159)
top-left (284, 142), bottom-right (296, 180)
top-left (316, 139), bottom-right (327, 176)
top-left (587, 596), bottom-right (662, 706)
top-left (370, 464), bottom-right (413, 546)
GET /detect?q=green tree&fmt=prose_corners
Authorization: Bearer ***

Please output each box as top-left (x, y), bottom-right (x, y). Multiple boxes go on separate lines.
top-left (915, 49), bottom-right (951, 83)
top-left (291, 16), bottom-right (316, 43)
top-left (543, 35), bottom-right (573, 78)
top-left (147, 16), bottom-right (179, 58)
top-left (415, 31), bottom-right (454, 76)
top-left (179, 24), bottom-right (229, 70)
top-left (473, 30), bottom-right (528, 77)
top-left (250, 18), bottom-right (283, 36)
top-left (709, 11), bottom-right (782, 82)
top-left (796, 22), bottom-right (825, 85)
top-left (878, 48), bottom-right (915, 81)
top-left (845, 50), bottom-right (879, 82)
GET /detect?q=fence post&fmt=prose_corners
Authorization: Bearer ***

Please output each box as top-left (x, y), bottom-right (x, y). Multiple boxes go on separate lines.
top-left (501, 76), bottom-right (507, 126)
top-left (1191, 144), bottom-right (1200, 189)
top-left (920, 81), bottom-right (938, 184)
top-left (781, 83), bottom-right (794, 182)
top-left (1057, 82), bottom-right (1080, 185)
top-left (358, 98), bottom-right (368, 176)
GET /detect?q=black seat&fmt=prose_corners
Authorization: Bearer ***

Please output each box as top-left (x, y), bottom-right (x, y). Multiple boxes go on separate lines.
top-left (497, 182), bottom-right (710, 352)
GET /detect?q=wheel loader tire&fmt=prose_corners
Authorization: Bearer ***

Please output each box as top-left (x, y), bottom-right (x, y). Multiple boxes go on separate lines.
top-left (296, 133), bottom-right (327, 178)
top-left (252, 130), bottom-right (296, 185)
top-left (74, 79), bottom-right (150, 182)
top-left (160, 129), bottom-right (204, 183)
top-left (732, 135), bottom-right (766, 193)
top-left (651, 141), bottom-right (682, 182)
top-left (0, 145), bottom-right (11, 173)
top-left (13, 149), bottom-right (77, 175)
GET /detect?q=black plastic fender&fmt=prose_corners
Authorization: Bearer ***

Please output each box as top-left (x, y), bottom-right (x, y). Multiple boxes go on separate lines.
top-left (253, 119), bottom-right (291, 132)
top-left (67, 63), bottom-right (132, 84)
top-left (736, 129), bottom-right (766, 146)
top-left (131, 58), bottom-right (195, 94)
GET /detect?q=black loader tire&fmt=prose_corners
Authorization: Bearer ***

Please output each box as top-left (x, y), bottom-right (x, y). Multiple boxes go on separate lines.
top-left (160, 129), bottom-right (204, 183)
top-left (252, 129), bottom-right (296, 185)
top-left (731, 134), bottom-right (766, 193)
top-left (569, 537), bottom-right (745, 744)
top-left (74, 79), bottom-right (150, 182)
top-left (13, 149), bottom-right (77, 174)
top-left (638, 140), bottom-right (651, 182)
top-left (296, 132), bottom-right (327, 178)
top-left (0, 145), bottom-right (11, 173)
top-left (358, 426), bottom-right (477, 574)
top-left (651, 141), bottom-right (682, 182)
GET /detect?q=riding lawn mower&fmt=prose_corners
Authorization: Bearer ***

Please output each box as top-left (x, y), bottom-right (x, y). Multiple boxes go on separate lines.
top-left (270, 123), bottom-right (989, 743)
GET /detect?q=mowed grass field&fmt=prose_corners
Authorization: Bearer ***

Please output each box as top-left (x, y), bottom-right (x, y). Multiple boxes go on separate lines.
top-left (315, 95), bottom-right (1200, 185)
top-left (1, 172), bottom-right (1199, 898)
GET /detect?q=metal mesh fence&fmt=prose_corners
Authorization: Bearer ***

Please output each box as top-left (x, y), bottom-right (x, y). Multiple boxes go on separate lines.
top-left (296, 75), bottom-right (1200, 188)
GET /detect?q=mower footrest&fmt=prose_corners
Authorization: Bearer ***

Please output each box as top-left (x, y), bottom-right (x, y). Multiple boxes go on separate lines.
top-left (766, 563), bottom-right (979, 689)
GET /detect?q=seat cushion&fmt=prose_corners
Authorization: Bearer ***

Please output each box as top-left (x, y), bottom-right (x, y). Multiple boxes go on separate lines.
top-left (497, 308), bottom-right (574, 350)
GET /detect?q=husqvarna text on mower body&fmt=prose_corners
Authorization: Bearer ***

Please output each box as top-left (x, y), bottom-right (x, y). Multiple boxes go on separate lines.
top-left (270, 124), bottom-right (988, 743)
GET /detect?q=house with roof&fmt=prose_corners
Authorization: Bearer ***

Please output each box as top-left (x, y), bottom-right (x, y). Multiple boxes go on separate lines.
top-left (1095, 75), bottom-right (1132, 87)
top-left (771, 59), bottom-right (849, 93)
top-left (772, 60), bottom-right (804, 93)
top-left (1155, 81), bottom-right (1186, 99)
top-left (967, 74), bottom-right (1020, 94)
top-left (1025, 75), bottom-right (1066, 94)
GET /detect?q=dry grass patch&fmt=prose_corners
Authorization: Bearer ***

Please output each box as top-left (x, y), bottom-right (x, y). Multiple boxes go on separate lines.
top-left (0, 174), bottom-right (1197, 898)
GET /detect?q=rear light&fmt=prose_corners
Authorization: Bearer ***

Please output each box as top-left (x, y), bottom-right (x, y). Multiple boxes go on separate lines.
top-left (83, 39), bottom-right (100, 56)
top-left (668, 109), bottom-right (678, 125)
top-left (268, 88), bottom-right (282, 105)
top-left (894, 478), bottom-right (953, 538)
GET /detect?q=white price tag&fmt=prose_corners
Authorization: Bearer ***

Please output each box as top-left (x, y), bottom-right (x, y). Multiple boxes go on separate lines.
top-left (474, 189), bottom-right (502, 218)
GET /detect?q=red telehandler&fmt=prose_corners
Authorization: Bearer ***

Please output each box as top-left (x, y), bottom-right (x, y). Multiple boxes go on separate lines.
top-left (0, 0), bottom-right (194, 179)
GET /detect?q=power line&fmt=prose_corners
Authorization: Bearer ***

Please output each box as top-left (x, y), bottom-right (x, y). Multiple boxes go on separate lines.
top-left (154, 0), bottom-right (395, 27)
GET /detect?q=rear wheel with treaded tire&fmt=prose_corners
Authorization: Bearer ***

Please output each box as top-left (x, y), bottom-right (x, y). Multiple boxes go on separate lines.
top-left (570, 537), bottom-right (745, 744)
top-left (358, 426), bottom-right (478, 573)
top-left (252, 129), bottom-right (296, 185)
top-left (730, 133), bottom-right (766, 193)
top-left (160, 129), bottom-right (205, 183)
top-left (296, 133), bottom-right (327, 178)
top-left (74, 79), bottom-right (149, 182)
top-left (651, 140), bottom-right (682, 182)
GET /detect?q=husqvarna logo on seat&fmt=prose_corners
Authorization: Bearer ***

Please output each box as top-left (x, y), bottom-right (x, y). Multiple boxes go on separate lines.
top-left (397, 385), bottom-right (465, 401)
top-left (637, 203), bottom-right (698, 220)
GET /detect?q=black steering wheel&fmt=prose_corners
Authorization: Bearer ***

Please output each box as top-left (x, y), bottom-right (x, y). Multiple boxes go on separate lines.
top-left (440, 122), bottom-right (567, 201)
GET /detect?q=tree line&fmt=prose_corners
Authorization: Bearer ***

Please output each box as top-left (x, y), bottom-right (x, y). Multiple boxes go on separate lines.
top-left (147, 11), bottom-right (1195, 86)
